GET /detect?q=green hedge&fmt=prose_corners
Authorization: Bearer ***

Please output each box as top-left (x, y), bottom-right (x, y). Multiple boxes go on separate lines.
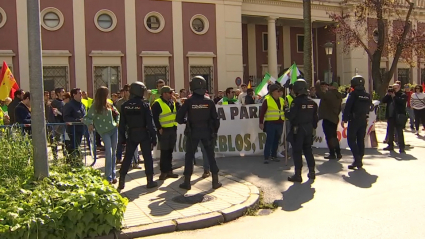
top-left (0, 129), bottom-right (128, 239)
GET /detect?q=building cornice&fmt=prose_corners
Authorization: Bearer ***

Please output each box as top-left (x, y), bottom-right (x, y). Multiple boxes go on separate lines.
top-left (242, 0), bottom-right (342, 12)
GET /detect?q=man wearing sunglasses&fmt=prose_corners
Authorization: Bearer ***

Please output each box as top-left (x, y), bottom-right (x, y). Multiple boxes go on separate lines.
top-left (217, 87), bottom-right (240, 105)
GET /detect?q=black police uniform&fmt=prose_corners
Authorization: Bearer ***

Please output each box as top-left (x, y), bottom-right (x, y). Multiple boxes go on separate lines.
top-left (342, 76), bottom-right (372, 170)
top-left (285, 80), bottom-right (318, 182)
top-left (118, 84), bottom-right (158, 190)
top-left (176, 76), bottom-right (221, 190)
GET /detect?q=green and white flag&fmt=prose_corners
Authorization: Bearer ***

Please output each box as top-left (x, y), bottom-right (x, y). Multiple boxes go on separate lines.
top-left (277, 63), bottom-right (300, 85)
top-left (254, 73), bottom-right (277, 97)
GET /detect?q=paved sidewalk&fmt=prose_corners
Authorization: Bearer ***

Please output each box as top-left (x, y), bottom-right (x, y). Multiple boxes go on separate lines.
top-left (91, 156), bottom-right (259, 238)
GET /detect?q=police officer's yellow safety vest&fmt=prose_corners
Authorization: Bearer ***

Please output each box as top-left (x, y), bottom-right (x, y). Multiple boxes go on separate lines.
top-left (155, 99), bottom-right (178, 128)
top-left (264, 95), bottom-right (285, 121)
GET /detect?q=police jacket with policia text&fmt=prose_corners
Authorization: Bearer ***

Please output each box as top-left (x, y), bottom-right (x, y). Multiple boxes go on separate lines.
top-left (119, 97), bottom-right (157, 146)
top-left (285, 95), bottom-right (319, 129)
top-left (151, 97), bottom-right (181, 130)
top-left (176, 93), bottom-right (220, 139)
top-left (342, 86), bottom-right (372, 122)
top-left (259, 95), bottom-right (285, 125)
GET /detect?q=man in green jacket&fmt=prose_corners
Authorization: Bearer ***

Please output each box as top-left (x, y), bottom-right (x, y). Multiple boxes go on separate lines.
top-left (315, 81), bottom-right (343, 159)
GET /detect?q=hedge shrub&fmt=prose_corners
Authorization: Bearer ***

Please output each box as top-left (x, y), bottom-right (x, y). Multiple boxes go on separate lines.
top-left (0, 128), bottom-right (128, 239)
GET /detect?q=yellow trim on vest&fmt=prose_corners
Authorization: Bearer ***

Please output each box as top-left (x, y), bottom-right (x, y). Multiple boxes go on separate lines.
top-left (265, 95), bottom-right (285, 121)
top-left (155, 98), bottom-right (178, 128)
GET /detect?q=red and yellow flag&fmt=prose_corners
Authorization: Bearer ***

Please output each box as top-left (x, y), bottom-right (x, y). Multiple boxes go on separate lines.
top-left (0, 61), bottom-right (19, 100)
top-left (247, 81), bottom-right (252, 89)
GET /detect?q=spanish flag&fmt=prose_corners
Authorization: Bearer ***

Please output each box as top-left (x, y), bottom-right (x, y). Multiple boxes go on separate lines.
top-left (247, 81), bottom-right (252, 89)
top-left (0, 61), bottom-right (19, 100)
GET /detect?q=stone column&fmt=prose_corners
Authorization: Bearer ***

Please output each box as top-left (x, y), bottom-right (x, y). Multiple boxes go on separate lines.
top-left (267, 16), bottom-right (278, 78)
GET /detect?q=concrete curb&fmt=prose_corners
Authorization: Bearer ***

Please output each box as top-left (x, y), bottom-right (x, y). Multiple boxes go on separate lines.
top-left (96, 174), bottom-right (260, 239)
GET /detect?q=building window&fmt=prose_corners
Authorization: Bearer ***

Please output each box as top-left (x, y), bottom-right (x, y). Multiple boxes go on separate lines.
top-left (0, 7), bottom-right (6, 29)
top-left (262, 33), bottom-right (268, 52)
top-left (43, 66), bottom-right (68, 92)
top-left (143, 66), bottom-right (169, 90)
top-left (297, 34), bottom-right (304, 53)
top-left (94, 66), bottom-right (121, 95)
top-left (40, 7), bottom-right (64, 31)
top-left (144, 12), bottom-right (165, 34)
top-left (421, 68), bottom-right (425, 84)
top-left (94, 10), bottom-right (117, 32)
top-left (397, 68), bottom-right (410, 86)
top-left (190, 66), bottom-right (213, 93)
top-left (190, 14), bottom-right (209, 35)
top-left (372, 28), bottom-right (379, 43)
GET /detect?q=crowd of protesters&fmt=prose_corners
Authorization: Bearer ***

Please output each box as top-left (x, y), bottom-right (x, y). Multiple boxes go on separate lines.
top-left (1, 77), bottom-right (424, 184)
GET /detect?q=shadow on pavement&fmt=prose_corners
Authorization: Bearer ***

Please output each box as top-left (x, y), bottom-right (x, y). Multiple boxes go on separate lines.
top-left (147, 177), bottom-right (206, 217)
top-left (316, 160), bottom-right (343, 176)
top-left (274, 180), bottom-right (316, 211)
top-left (342, 169), bottom-right (378, 188)
top-left (389, 151), bottom-right (418, 161)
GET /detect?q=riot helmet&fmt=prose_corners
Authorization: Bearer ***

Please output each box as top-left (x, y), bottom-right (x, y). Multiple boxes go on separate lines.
top-left (129, 81), bottom-right (146, 99)
top-left (190, 76), bottom-right (207, 95)
top-left (293, 79), bottom-right (308, 95)
top-left (351, 75), bottom-right (365, 88)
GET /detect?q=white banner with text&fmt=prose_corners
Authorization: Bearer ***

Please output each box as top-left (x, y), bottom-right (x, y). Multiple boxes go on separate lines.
top-left (159, 100), bottom-right (380, 159)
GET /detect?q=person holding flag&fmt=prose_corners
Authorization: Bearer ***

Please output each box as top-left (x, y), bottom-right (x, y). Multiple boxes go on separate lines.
top-left (0, 61), bottom-right (20, 101)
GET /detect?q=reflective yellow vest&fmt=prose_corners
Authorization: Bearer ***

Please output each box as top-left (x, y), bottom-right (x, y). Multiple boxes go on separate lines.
top-left (0, 109), bottom-right (4, 125)
top-left (264, 95), bottom-right (285, 121)
top-left (284, 95), bottom-right (294, 120)
top-left (155, 99), bottom-right (178, 128)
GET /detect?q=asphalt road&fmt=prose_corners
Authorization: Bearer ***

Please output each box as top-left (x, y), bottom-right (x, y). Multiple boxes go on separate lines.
top-left (145, 123), bottom-right (425, 239)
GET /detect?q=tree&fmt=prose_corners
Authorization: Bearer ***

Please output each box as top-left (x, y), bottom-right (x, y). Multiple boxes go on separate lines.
top-left (303, 0), bottom-right (313, 86)
top-left (328, 0), bottom-right (422, 98)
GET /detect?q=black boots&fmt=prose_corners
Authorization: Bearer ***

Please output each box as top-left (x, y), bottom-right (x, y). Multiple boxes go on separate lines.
top-left (146, 174), bottom-right (158, 188)
top-left (159, 171), bottom-right (179, 180)
top-left (307, 168), bottom-right (316, 180)
top-left (179, 175), bottom-right (192, 190)
top-left (118, 174), bottom-right (126, 191)
top-left (288, 170), bottom-right (302, 182)
top-left (212, 174), bottom-right (222, 189)
top-left (202, 170), bottom-right (211, 178)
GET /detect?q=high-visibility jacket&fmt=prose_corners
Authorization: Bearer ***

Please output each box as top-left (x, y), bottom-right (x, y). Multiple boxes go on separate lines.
top-left (264, 95), bottom-right (285, 121)
top-left (284, 94), bottom-right (294, 120)
top-left (81, 98), bottom-right (93, 111)
top-left (155, 99), bottom-right (178, 128)
top-left (0, 109), bottom-right (4, 125)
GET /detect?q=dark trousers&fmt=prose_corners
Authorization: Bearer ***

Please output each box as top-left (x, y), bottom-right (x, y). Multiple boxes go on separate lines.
top-left (347, 121), bottom-right (367, 166)
top-left (322, 119), bottom-right (340, 155)
top-left (159, 127), bottom-right (177, 173)
top-left (184, 136), bottom-right (219, 176)
top-left (291, 125), bottom-right (315, 172)
top-left (414, 108), bottom-right (425, 131)
top-left (120, 139), bottom-right (154, 176)
top-left (387, 118), bottom-right (405, 149)
top-left (264, 122), bottom-right (283, 159)
top-left (96, 132), bottom-right (102, 147)
top-left (66, 130), bottom-right (83, 163)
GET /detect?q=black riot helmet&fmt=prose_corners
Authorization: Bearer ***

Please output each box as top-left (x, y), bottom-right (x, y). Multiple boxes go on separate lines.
top-left (293, 79), bottom-right (308, 95)
top-left (351, 75), bottom-right (365, 88)
top-left (190, 76), bottom-right (207, 95)
top-left (129, 81), bottom-right (146, 99)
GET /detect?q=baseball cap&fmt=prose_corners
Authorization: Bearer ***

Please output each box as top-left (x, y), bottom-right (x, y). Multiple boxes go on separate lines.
top-left (160, 86), bottom-right (174, 94)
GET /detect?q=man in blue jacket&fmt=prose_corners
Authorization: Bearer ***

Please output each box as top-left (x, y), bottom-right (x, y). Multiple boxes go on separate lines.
top-left (63, 88), bottom-right (86, 164)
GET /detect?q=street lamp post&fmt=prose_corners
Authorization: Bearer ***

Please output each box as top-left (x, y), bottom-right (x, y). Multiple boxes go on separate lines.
top-left (324, 42), bottom-right (333, 84)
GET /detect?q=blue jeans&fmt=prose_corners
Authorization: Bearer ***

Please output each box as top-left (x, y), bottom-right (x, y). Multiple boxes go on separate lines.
top-left (101, 127), bottom-right (118, 181)
top-left (199, 142), bottom-right (210, 171)
top-left (264, 122), bottom-right (283, 159)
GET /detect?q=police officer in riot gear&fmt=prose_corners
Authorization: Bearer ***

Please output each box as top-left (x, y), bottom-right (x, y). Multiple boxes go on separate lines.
top-left (341, 75), bottom-right (372, 170)
top-left (118, 82), bottom-right (158, 190)
top-left (285, 79), bottom-right (319, 182)
top-left (176, 76), bottom-right (221, 190)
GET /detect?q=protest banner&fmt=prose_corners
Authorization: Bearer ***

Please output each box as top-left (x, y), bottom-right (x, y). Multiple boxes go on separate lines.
top-left (151, 100), bottom-right (380, 159)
